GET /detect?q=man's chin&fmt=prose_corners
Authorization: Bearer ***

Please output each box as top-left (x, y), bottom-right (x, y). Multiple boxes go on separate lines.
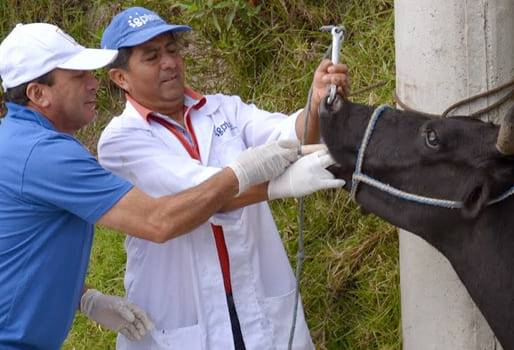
top-left (84, 112), bottom-right (97, 125)
top-left (161, 92), bottom-right (185, 104)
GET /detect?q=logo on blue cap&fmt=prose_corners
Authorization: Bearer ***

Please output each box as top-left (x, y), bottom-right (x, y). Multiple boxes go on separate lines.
top-left (127, 12), bottom-right (161, 28)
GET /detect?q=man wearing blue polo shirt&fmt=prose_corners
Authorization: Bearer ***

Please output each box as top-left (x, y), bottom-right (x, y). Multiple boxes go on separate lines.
top-left (0, 23), bottom-right (311, 349)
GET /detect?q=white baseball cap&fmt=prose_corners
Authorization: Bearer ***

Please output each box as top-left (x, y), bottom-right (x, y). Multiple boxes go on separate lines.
top-left (0, 23), bottom-right (118, 90)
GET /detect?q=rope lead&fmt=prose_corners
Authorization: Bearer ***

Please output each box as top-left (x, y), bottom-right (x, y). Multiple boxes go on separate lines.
top-left (287, 28), bottom-right (336, 350)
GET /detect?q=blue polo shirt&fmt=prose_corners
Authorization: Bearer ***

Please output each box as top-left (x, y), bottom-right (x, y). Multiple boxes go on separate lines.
top-left (0, 103), bottom-right (133, 349)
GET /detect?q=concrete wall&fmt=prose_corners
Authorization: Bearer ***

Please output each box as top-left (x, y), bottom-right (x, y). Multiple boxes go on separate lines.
top-left (394, 0), bottom-right (514, 348)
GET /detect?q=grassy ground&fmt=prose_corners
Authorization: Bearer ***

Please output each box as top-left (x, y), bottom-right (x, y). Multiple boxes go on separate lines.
top-left (0, 1), bottom-right (399, 349)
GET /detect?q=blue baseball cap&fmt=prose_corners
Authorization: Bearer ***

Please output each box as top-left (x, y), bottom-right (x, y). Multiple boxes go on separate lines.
top-left (101, 7), bottom-right (191, 50)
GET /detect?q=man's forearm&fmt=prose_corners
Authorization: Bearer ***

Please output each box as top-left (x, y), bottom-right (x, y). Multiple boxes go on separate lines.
top-left (99, 168), bottom-right (239, 243)
top-left (219, 182), bottom-right (269, 212)
top-left (149, 167), bottom-right (239, 241)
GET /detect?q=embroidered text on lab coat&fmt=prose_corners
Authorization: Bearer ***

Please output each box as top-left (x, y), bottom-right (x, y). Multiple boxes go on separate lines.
top-left (214, 121), bottom-right (237, 137)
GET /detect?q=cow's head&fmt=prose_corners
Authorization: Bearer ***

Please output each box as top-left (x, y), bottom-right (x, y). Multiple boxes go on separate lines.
top-left (319, 95), bottom-right (514, 220)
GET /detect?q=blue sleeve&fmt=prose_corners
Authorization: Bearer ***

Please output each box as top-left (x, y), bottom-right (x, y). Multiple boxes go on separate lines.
top-left (21, 135), bottom-right (133, 224)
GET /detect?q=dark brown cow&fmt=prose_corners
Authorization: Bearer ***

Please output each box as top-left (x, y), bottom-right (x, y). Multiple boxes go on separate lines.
top-left (319, 95), bottom-right (514, 350)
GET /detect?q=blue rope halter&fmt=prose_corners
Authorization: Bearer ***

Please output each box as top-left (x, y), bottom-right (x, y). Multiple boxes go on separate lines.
top-left (350, 104), bottom-right (514, 208)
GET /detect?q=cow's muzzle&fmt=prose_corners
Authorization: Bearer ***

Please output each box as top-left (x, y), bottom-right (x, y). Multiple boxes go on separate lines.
top-left (319, 94), bottom-right (345, 118)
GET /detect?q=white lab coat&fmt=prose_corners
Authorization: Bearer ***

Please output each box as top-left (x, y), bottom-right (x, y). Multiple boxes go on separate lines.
top-left (98, 92), bottom-right (314, 350)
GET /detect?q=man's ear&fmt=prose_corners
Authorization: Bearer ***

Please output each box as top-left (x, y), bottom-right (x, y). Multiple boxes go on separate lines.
top-left (26, 82), bottom-right (50, 108)
top-left (108, 68), bottom-right (130, 93)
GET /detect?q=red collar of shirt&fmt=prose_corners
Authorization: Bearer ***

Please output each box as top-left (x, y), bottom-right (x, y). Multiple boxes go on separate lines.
top-left (126, 87), bottom-right (207, 122)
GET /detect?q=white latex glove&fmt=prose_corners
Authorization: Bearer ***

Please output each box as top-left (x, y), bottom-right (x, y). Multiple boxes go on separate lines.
top-left (80, 289), bottom-right (154, 341)
top-left (268, 149), bottom-right (345, 200)
top-left (228, 139), bottom-right (300, 195)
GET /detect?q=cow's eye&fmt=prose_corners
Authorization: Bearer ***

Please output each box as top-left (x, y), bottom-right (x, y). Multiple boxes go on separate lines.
top-left (425, 129), bottom-right (439, 148)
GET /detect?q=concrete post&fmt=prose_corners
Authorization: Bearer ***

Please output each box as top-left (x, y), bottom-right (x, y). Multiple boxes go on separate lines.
top-left (394, 1), bottom-right (514, 349)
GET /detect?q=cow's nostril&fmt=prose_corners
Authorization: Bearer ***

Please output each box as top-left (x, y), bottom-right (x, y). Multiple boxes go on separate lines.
top-left (319, 94), bottom-right (345, 118)
top-left (461, 181), bottom-right (489, 219)
top-left (467, 186), bottom-right (482, 204)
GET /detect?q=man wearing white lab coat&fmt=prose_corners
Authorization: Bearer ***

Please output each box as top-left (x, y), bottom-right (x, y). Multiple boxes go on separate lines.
top-left (98, 7), bottom-right (349, 350)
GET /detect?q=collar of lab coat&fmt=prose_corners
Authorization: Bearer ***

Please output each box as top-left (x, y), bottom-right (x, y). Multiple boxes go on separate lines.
top-left (125, 87), bottom-right (213, 122)
top-left (121, 87), bottom-right (222, 163)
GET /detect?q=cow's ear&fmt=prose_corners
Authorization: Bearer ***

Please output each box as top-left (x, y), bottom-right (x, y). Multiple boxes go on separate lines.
top-left (461, 178), bottom-right (490, 219)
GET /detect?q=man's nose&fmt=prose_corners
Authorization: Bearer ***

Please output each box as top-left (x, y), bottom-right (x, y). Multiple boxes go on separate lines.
top-left (160, 52), bottom-right (178, 70)
top-left (85, 71), bottom-right (98, 91)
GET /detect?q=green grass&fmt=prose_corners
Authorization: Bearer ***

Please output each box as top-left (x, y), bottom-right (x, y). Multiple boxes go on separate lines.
top-left (1, 1), bottom-right (399, 349)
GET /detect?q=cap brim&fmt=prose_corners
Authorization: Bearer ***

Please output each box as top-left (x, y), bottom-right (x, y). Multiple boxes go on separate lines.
top-left (57, 48), bottom-right (118, 70)
top-left (119, 24), bottom-right (191, 49)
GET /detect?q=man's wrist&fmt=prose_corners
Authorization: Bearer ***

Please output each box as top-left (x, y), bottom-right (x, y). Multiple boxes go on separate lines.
top-left (220, 167), bottom-right (240, 197)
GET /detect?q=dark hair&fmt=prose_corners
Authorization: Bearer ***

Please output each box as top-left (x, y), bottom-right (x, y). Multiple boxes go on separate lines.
top-left (106, 47), bottom-right (133, 97)
top-left (107, 46), bottom-right (133, 71)
top-left (3, 71), bottom-right (55, 106)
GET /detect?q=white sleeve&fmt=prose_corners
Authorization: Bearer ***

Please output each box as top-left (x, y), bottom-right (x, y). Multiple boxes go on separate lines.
top-left (224, 95), bottom-right (301, 147)
top-left (98, 127), bottom-right (221, 198)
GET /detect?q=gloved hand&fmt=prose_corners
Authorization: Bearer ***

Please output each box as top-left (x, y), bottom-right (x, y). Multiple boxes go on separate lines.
top-left (268, 149), bottom-right (345, 200)
top-left (80, 289), bottom-right (154, 341)
top-left (228, 139), bottom-right (300, 195)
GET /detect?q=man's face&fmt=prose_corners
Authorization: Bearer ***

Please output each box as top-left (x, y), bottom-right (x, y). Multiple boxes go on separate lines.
top-left (45, 69), bottom-right (99, 133)
top-left (123, 32), bottom-right (185, 115)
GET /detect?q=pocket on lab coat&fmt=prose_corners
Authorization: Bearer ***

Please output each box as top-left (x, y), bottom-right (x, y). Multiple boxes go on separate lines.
top-left (263, 289), bottom-right (314, 350)
top-left (150, 324), bottom-right (204, 350)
